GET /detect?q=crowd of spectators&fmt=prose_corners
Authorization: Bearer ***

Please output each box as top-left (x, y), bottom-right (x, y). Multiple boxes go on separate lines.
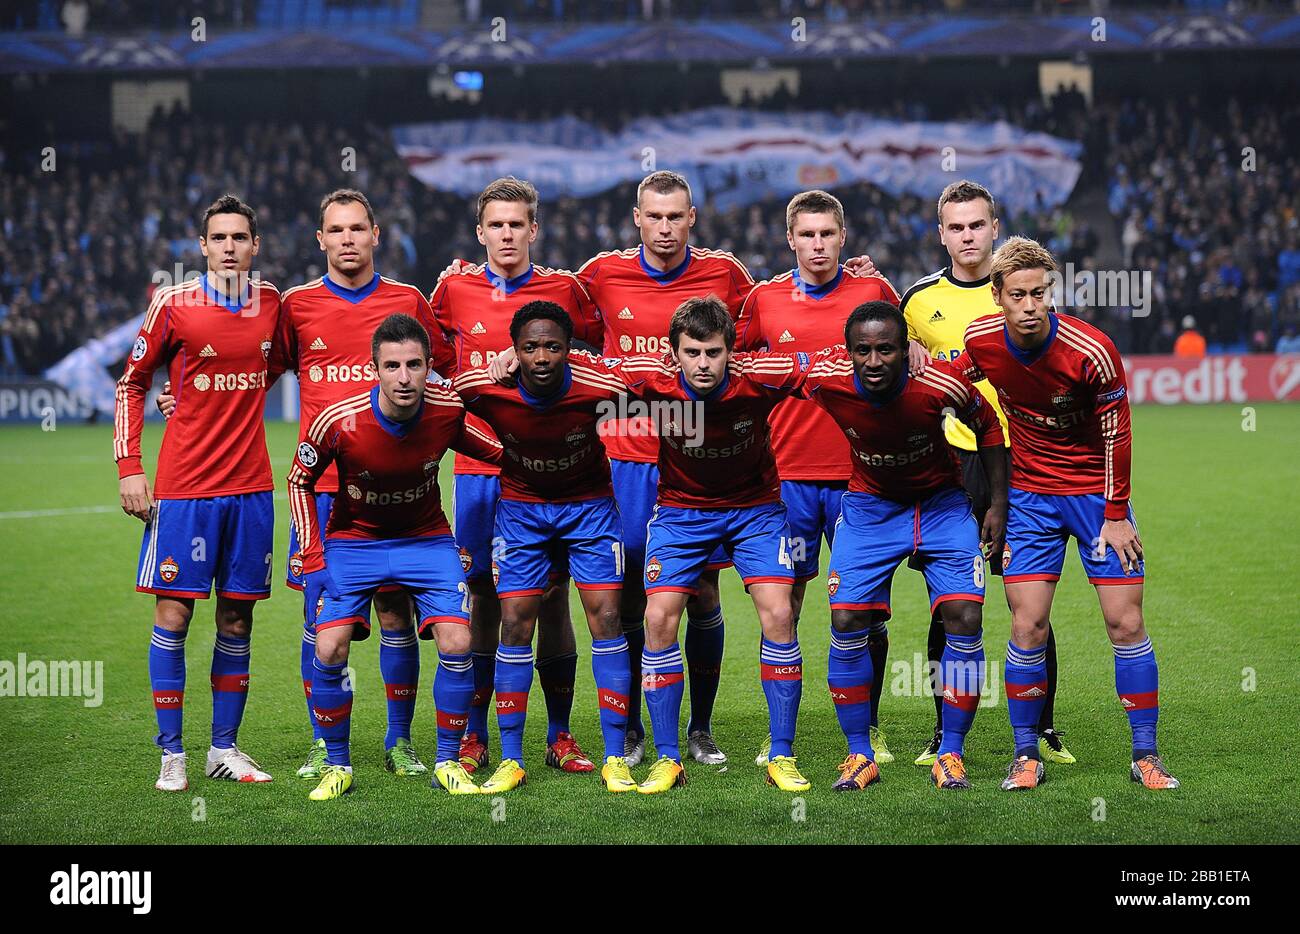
top-left (1, 87), bottom-right (1297, 375)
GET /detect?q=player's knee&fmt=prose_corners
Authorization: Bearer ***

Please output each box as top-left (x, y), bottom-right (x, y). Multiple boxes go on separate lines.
top-left (940, 601), bottom-right (983, 637)
top-left (589, 603), bottom-right (622, 641)
top-left (1105, 605), bottom-right (1145, 643)
top-left (153, 600), bottom-right (192, 634)
top-left (498, 610), bottom-right (535, 647)
top-left (315, 639), bottom-right (349, 667)
top-left (831, 609), bottom-right (875, 634)
top-left (439, 625), bottom-right (471, 655)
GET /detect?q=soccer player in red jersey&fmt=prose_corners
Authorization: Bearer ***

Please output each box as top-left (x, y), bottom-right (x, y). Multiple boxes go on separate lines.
top-left (288, 314), bottom-right (501, 800)
top-left (429, 178), bottom-right (604, 776)
top-left (452, 301), bottom-right (635, 793)
top-left (273, 189), bottom-right (455, 782)
top-left (796, 302), bottom-right (1007, 790)
top-left (955, 237), bottom-right (1179, 791)
top-left (737, 189), bottom-right (905, 766)
top-left (115, 195), bottom-right (279, 792)
top-left (590, 297), bottom-right (815, 794)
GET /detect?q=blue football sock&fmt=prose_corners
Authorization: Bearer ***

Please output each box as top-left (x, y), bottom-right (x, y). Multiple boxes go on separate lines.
top-left (642, 643), bottom-right (685, 762)
top-left (379, 626), bottom-right (419, 749)
top-left (467, 651), bottom-right (495, 743)
top-left (866, 618), bottom-right (888, 729)
top-left (591, 637), bottom-right (631, 759)
top-left (301, 620), bottom-right (321, 741)
top-left (685, 607), bottom-right (724, 734)
top-left (1114, 637), bottom-right (1159, 757)
top-left (938, 630), bottom-right (984, 756)
top-left (434, 651), bottom-right (474, 765)
top-left (494, 644), bottom-right (533, 765)
top-left (827, 627), bottom-right (874, 758)
top-left (210, 634), bottom-right (250, 750)
top-left (311, 657), bottom-right (352, 767)
top-left (536, 652), bottom-right (577, 746)
top-left (149, 626), bottom-right (186, 755)
top-left (760, 637), bottom-right (803, 759)
top-left (621, 618), bottom-right (646, 738)
top-left (1005, 642), bottom-right (1048, 758)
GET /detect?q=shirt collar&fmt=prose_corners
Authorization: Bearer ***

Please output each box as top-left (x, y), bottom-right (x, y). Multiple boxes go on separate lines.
top-left (678, 369), bottom-right (728, 402)
top-left (792, 265), bottom-right (843, 300)
top-left (517, 364), bottom-right (572, 408)
top-left (485, 263), bottom-right (534, 295)
top-left (370, 384), bottom-right (422, 437)
top-left (323, 272), bottom-right (381, 304)
top-left (853, 367), bottom-right (908, 405)
top-left (1004, 312), bottom-right (1058, 365)
top-left (639, 244), bottom-right (691, 284)
top-left (942, 266), bottom-right (992, 289)
top-left (202, 274), bottom-right (250, 313)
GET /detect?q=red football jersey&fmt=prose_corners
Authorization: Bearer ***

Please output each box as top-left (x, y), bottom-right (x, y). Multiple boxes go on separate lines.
top-left (956, 312), bottom-right (1132, 519)
top-left (451, 356), bottom-right (626, 503)
top-left (287, 384), bottom-right (502, 574)
top-left (577, 245), bottom-right (753, 463)
top-left (597, 350), bottom-right (808, 509)
top-left (115, 277), bottom-right (280, 498)
top-left (429, 262), bottom-right (602, 476)
top-left (799, 351), bottom-right (1003, 501)
top-left (736, 266), bottom-right (900, 482)
top-left (271, 273), bottom-right (454, 494)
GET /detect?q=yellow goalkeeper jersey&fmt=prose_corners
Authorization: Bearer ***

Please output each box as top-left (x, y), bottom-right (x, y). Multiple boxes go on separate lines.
top-left (901, 267), bottom-right (1010, 452)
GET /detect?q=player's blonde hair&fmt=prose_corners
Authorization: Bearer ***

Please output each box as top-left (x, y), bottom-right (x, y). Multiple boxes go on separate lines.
top-left (785, 189), bottom-right (845, 231)
top-left (937, 179), bottom-right (997, 223)
top-left (637, 170), bottom-right (692, 208)
top-left (990, 236), bottom-right (1057, 292)
top-left (477, 176), bottom-right (539, 224)
top-left (319, 188), bottom-right (376, 229)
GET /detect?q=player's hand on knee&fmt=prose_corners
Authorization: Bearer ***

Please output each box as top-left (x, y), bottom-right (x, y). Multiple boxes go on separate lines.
top-left (1100, 518), bottom-right (1143, 575)
top-left (156, 381), bottom-right (176, 419)
top-left (907, 340), bottom-right (931, 376)
top-left (488, 346), bottom-right (519, 384)
top-left (119, 473), bottom-right (153, 521)
top-left (843, 253), bottom-right (877, 277)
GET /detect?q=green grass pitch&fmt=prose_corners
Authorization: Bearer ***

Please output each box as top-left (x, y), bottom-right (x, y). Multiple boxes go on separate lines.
top-left (1, 404), bottom-right (1297, 844)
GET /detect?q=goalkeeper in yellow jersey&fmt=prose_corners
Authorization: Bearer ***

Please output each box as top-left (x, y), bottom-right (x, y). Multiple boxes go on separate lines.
top-left (900, 180), bottom-right (1074, 768)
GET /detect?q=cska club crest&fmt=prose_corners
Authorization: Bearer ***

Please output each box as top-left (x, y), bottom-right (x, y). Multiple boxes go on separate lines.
top-left (260, 338), bottom-right (272, 359)
top-left (566, 429), bottom-right (586, 447)
top-left (423, 460), bottom-right (436, 474)
top-left (289, 552), bottom-right (304, 578)
top-left (491, 561), bottom-right (500, 588)
top-left (645, 556), bottom-right (662, 583)
top-left (1001, 544), bottom-right (1013, 572)
top-left (1051, 387), bottom-right (1074, 411)
top-left (458, 548), bottom-right (473, 573)
top-left (159, 556), bottom-right (180, 583)
top-left (827, 569), bottom-right (840, 596)
top-left (316, 595), bottom-right (325, 619)
top-left (733, 418), bottom-right (753, 435)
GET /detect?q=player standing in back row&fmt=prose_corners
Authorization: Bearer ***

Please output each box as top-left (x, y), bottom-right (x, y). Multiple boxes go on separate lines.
top-left (901, 180), bottom-right (1073, 768)
top-left (737, 189), bottom-right (904, 767)
top-left (116, 195), bottom-right (280, 792)
top-left (955, 236), bottom-right (1178, 791)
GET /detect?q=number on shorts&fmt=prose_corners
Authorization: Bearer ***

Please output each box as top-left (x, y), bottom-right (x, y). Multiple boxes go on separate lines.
top-left (778, 537), bottom-right (794, 570)
top-left (611, 541), bottom-right (624, 578)
top-left (457, 580), bottom-right (469, 614)
top-left (972, 555), bottom-right (984, 588)
top-left (264, 552), bottom-right (273, 587)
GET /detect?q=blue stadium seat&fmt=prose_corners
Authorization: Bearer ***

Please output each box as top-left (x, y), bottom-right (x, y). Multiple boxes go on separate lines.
top-left (326, 6), bottom-right (347, 27)
top-left (282, 0), bottom-right (305, 27)
top-left (304, 0), bottom-right (325, 27)
top-left (260, 0), bottom-right (284, 28)
top-left (349, 7), bottom-right (370, 27)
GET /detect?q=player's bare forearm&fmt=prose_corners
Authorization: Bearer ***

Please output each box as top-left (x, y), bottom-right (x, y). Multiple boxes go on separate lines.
top-left (907, 340), bottom-right (930, 375)
top-left (976, 443), bottom-right (1008, 553)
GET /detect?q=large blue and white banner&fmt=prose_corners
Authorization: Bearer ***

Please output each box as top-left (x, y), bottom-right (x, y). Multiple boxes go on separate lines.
top-left (393, 109), bottom-right (1082, 215)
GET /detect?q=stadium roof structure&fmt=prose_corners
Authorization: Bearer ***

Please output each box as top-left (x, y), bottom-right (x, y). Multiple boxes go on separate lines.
top-left (0, 12), bottom-right (1296, 74)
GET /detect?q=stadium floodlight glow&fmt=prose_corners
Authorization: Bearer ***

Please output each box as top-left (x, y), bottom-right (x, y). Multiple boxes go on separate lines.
top-left (454, 71), bottom-right (484, 91)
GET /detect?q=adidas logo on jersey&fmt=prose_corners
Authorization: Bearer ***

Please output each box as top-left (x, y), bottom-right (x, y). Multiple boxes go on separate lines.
top-left (930, 310), bottom-right (945, 322)
top-left (199, 344), bottom-right (217, 357)
top-left (846, 428), bottom-right (860, 439)
top-left (471, 322), bottom-right (487, 335)
top-left (358, 470), bottom-right (374, 480)
top-left (618, 308), bottom-right (634, 320)
top-left (504, 433), bottom-right (519, 443)
top-left (778, 330), bottom-right (795, 343)
top-left (310, 337), bottom-right (327, 350)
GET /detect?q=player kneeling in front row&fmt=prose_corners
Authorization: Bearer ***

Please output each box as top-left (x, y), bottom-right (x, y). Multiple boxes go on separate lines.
top-left (288, 314), bottom-right (504, 799)
top-left (455, 301), bottom-right (634, 793)
top-left (799, 302), bottom-right (1007, 789)
top-left (957, 237), bottom-right (1177, 791)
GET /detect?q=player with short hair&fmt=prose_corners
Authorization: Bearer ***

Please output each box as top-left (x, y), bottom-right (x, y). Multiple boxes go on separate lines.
top-left (451, 300), bottom-right (635, 793)
top-left (737, 188), bottom-right (905, 766)
top-left (955, 236), bottom-right (1178, 791)
top-left (115, 194), bottom-right (279, 791)
top-left (797, 301), bottom-right (1007, 790)
top-left (273, 189), bottom-right (455, 781)
top-left (901, 179), bottom-right (1073, 768)
top-left (591, 295), bottom-right (814, 794)
top-left (288, 313), bottom-right (501, 800)
top-left (429, 177), bottom-right (604, 777)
